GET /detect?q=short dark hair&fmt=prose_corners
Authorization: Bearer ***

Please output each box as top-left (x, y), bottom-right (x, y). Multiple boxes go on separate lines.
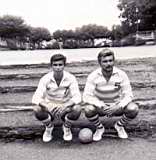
top-left (97, 48), bottom-right (115, 64)
top-left (50, 54), bottom-right (66, 66)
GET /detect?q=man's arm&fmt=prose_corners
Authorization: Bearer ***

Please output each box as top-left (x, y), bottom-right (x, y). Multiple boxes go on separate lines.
top-left (118, 71), bottom-right (133, 108)
top-left (104, 72), bottom-right (133, 116)
top-left (83, 74), bottom-right (106, 108)
top-left (69, 75), bottom-right (81, 105)
top-left (32, 77), bottom-right (46, 105)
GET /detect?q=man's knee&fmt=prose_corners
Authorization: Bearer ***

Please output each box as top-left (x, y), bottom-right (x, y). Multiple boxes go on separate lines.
top-left (34, 106), bottom-right (49, 121)
top-left (124, 102), bottom-right (139, 119)
top-left (84, 104), bottom-right (97, 118)
top-left (67, 105), bottom-right (81, 120)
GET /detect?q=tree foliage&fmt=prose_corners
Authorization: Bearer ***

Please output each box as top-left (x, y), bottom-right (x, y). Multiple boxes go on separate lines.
top-left (79, 24), bottom-right (110, 39)
top-left (0, 15), bottom-right (30, 39)
top-left (53, 24), bottom-right (111, 48)
top-left (111, 25), bottom-right (123, 40)
top-left (0, 15), bottom-right (52, 49)
top-left (29, 27), bottom-right (51, 44)
top-left (53, 29), bottom-right (75, 42)
top-left (118, 0), bottom-right (156, 33)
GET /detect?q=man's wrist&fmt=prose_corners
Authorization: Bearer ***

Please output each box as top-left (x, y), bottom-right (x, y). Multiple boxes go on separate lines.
top-left (39, 101), bottom-right (47, 108)
top-left (64, 101), bottom-right (75, 108)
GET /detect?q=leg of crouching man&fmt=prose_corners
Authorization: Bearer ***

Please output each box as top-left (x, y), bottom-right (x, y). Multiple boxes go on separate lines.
top-left (34, 105), bottom-right (54, 142)
top-left (61, 105), bottom-right (81, 141)
top-left (114, 102), bottom-right (139, 139)
top-left (84, 104), bottom-right (105, 141)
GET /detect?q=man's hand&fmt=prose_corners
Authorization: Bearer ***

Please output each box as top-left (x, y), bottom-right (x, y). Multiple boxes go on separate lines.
top-left (52, 105), bottom-right (71, 119)
top-left (39, 101), bottom-right (74, 119)
top-left (51, 101), bottom-right (74, 118)
top-left (101, 103), bottom-right (122, 117)
top-left (100, 104), bottom-right (110, 111)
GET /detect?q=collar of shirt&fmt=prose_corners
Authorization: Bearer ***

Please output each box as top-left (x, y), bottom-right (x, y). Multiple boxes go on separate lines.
top-left (49, 70), bottom-right (68, 83)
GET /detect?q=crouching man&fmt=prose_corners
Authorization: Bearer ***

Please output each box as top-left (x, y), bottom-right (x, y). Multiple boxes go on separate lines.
top-left (32, 54), bottom-right (81, 142)
top-left (83, 49), bottom-right (139, 141)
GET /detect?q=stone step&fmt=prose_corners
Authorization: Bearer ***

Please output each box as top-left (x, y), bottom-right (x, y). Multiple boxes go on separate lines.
top-left (0, 59), bottom-right (155, 85)
top-left (0, 107), bottom-right (155, 139)
top-left (0, 89), bottom-right (156, 106)
top-left (0, 81), bottom-right (156, 93)
top-left (0, 58), bottom-right (155, 139)
top-left (0, 98), bottom-right (156, 110)
top-left (0, 92), bottom-right (33, 105)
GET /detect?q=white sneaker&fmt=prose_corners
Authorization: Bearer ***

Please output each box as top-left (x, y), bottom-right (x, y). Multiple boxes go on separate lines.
top-left (63, 125), bottom-right (72, 141)
top-left (114, 123), bottom-right (128, 139)
top-left (93, 126), bottom-right (105, 141)
top-left (43, 125), bottom-right (54, 142)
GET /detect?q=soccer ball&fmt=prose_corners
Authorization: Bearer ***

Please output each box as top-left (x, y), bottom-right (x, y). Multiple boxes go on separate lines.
top-left (78, 128), bottom-right (93, 144)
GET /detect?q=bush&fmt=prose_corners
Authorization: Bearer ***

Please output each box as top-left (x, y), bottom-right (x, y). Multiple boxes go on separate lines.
top-left (120, 36), bottom-right (135, 46)
top-left (45, 41), bottom-right (60, 49)
top-left (6, 39), bottom-right (18, 50)
top-left (111, 40), bottom-right (121, 47)
top-left (135, 38), bottom-right (146, 46)
top-left (63, 39), bottom-right (78, 49)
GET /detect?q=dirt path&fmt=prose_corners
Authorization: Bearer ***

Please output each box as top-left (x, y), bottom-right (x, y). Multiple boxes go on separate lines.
top-left (1, 137), bottom-right (156, 160)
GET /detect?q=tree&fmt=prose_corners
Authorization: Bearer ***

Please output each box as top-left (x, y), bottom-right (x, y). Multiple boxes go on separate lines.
top-left (0, 15), bottom-right (29, 39)
top-left (53, 29), bottom-right (75, 42)
top-left (139, 0), bottom-right (156, 30)
top-left (111, 25), bottom-right (123, 40)
top-left (53, 24), bottom-right (111, 48)
top-left (29, 27), bottom-right (51, 49)
top-left (118, 0), bottom-right (156, 33)
top-left (78, 24), bottom-right (110, 46)
top-left (0, 15), bottom-right (30, 49)
top-left (53, 30), bottom-right (64, 42)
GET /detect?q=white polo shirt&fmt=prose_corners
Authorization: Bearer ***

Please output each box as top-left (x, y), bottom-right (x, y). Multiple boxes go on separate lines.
top-left (32, 71), bottom-right (81, 105)
top-left (83, 67), bottom-right (133, 108)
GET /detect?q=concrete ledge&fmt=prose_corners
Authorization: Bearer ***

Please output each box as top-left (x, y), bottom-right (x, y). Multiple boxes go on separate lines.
top-left (0, 107), bottom-right (156, 140)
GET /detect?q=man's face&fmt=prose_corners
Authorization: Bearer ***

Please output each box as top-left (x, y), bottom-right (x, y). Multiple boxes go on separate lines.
top-left (100, 55), bottom-right (114, 72)
top-left (51, 60), bottom-right (65, 73)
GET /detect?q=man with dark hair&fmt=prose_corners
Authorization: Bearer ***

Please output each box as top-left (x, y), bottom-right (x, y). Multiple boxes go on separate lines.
top-left (32, 53), bottom-right (81, 142)
top-left (50, 53), bottom-right (66, 65)
top-left (83, 48), bottom-right (139, 141)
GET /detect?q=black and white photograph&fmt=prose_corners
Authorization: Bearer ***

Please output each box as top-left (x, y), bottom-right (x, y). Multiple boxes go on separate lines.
top-left (0, 0), bottom-right (156, 160)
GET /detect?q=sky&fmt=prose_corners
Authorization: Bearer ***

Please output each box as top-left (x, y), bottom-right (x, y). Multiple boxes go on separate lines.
top-left (0, 0), bottom-right (121, 33)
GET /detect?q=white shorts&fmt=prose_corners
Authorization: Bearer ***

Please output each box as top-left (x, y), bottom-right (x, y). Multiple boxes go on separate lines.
top-left (45, 101), bottom-right (64, 113)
